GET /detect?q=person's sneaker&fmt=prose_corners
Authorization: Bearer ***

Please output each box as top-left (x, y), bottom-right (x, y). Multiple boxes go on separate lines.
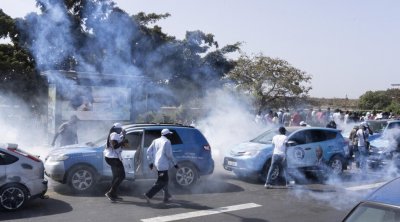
top-left (264, 184), bottom-right (273, 189)
top-left (143, 194), bottom-right (151, 204)
top-left (164, 192), bottom-right (172, 201)
top-left (105, 192), bottom-right (116, 202)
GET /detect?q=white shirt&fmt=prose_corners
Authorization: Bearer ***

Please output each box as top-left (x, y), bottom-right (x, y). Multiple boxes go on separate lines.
top-left (147, 135), bottom-right (177, 171)
top-left (356, 129), bottom-right (368, 147)
top-left (272, 134), bottom-right (287, 156)
top-left (104, 133), bottom-right (123, 159)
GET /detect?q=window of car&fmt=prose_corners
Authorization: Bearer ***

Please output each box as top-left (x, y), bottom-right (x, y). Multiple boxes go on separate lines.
top-left (344, 202), bottom-right (400, 222)
top-left (289, 131), bottom-right (307, 145)
top-left (325, 131), bottom-right (338, 140)
top-left (0, 151), bottom-right (18, 165)
top-left (305, 130), bottom-right (327, 143)
top-left (388, 122), bottom-right (400, 130)
top-left (251, 129), bottom-right (278, 144)
top-left (124, 131), bottom-right (143, 151)
top-left (143, 129), bottom-right (183, 147)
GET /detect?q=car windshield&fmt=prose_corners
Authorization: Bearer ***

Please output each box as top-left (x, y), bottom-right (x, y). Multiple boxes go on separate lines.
top-left (344, 202), bottom-right (400, 222)
top-left (367, 121), bottom-right (388, 134)
top-left (250, 128), bottom-right (295, 144)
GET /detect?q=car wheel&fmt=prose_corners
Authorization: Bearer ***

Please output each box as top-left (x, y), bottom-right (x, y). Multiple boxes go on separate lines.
top-left (329, 155), bottom-right (344, 175)
top-left (259, 159), bottom-right (279, 182)
top-left (172, 163), bottom-right (198, 188)
top-left (67, 166), bottom-right (97, 193)
top-left (0, 183), bottom-right (28, 211)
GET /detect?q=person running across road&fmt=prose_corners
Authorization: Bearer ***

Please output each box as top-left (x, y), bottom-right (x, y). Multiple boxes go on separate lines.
top-left (265, 126), bottom-right (288, 188)
top-left (104, 123), bottom-right (126, 202)
top-left (144, 129), bottom-right (179, 203)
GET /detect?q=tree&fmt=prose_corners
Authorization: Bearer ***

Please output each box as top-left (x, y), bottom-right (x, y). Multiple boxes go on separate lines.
top-left (12, 0), bottom-right (239, 108)
top-left (225, 54), bottom-right (312, 112)
top-left (0, 9), bottom-right (46, 111)
top-left (358, 88), bottom-right (400, 114)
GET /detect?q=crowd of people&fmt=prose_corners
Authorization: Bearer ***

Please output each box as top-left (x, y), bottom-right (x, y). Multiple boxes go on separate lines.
top-left (254, 108), bottom-right (398, 129)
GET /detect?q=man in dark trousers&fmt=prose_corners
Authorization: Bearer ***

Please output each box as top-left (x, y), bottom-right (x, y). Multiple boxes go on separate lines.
top-left (51, 115), bottom-right (79, 147)
top-left (144, 129), bottom-right (179, 203)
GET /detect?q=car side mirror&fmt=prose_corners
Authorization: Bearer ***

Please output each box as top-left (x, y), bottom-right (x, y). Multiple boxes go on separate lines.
top-left (286, 141), bottom-right (297, 147)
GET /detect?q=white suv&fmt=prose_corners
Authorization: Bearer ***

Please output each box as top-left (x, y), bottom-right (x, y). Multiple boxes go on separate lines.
top-left (0, 143), bottom-right (48, 211)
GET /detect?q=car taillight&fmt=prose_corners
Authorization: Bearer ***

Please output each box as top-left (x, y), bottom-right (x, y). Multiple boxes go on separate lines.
top-left (203, 145), bottom-right (211, 151)
top-left (8, 148), bottom-right (41, 162)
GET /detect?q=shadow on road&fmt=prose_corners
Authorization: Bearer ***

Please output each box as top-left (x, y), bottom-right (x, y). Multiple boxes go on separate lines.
top-left (51, 172), bottom-right (244, 198)
top-left (0, 197), bottom-right (72, 220)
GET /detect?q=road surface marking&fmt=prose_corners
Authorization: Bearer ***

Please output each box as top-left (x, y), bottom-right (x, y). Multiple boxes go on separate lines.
top-left (345, 182), bottom-right (387, 191)
top-left (141, 203), bottom-right (262, 222)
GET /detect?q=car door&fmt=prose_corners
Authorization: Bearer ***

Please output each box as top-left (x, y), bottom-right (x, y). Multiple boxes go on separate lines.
top-left (141, 129), bottom-right (160, 179)
top-left (286, 130), bottom-right (320, 168)
top-left (120, 130), bottom-right (143, 179)
top-left (0, 151), bottom-right (7, 183)
top-left (0, 150), bottom-right (19, 183)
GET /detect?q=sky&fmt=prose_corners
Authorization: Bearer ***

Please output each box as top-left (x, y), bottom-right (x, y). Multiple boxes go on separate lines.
top-left (1, 0), bottom-right (400, 99)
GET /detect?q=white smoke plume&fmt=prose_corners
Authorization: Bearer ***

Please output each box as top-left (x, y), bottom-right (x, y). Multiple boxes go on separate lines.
top-left (196, 89), bottom-right (265, 172)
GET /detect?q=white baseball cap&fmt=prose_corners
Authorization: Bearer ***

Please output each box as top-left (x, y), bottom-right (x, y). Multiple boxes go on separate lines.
top-left (110, 132), bottom-right (122, 142)
top-left (161, 129), bottom-right (173, 136)
top-left (113, 123), bottom-right (122, 128)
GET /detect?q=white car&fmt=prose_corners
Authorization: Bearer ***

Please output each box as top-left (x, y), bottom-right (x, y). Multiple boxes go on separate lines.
top-left (0, 143), bottom-right (48, 211)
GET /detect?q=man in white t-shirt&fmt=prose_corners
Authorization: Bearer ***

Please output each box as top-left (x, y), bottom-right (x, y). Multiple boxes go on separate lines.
top-left (265, 126), bottom-right (288, 188)
top-left (356, 122), bottom-right (373, 172)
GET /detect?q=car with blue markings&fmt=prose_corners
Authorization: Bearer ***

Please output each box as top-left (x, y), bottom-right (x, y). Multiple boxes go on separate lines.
top-left (223, 127), bottom-right (349, 182)
top-left (44, 124), bottom-right (214, 193)
top-left (342, 177), bottom-right (400, 222)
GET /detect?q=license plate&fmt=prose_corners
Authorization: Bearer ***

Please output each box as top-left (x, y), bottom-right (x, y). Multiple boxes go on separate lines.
top-left (227, 161), bottom-right (237, 166)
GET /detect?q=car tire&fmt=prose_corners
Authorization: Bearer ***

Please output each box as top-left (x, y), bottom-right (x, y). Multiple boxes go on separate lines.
top-left (329, 155), bottom-right (344, 175)
top-left (171, 162), bottom-right (198, 188)
top-left (0, 183), bottom-right (28, 211)
top-left (67, 165), bottom-right (97, 193)
top-left (259, 159), bottom-right (279, 183)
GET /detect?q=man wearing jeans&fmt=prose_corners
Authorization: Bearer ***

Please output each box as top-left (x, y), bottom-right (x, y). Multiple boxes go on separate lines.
top-left (144, 129), bottom-right (179, 203)
top-left (265, 126), bottom-right (287, 188)
top-left (357, 122), bottom-right (373, 173)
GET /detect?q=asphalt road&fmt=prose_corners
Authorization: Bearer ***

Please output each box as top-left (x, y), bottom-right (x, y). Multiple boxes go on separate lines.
top-left (0, 169), bottom-right (392, 222)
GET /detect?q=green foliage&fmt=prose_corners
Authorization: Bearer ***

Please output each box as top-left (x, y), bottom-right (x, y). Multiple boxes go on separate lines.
top-left (358, 88), bottom-right (400, 114)
top-left (225, 54), bottom-right (312, 112)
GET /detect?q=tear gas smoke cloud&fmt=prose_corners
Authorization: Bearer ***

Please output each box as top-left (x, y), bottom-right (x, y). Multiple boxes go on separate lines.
top-left (196, 89), bottom-right (265, 172)
top-left (0, 93), bottom-right (49, 158)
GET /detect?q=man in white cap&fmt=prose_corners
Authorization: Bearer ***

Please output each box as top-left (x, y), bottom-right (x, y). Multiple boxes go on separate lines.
top-left (144, 129), bottom-right (179, 203)
top-left (104, 123), bottom-right (126, 202)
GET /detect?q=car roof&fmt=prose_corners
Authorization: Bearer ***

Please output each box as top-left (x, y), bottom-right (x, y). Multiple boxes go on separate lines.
top-left (285, 126), bottom-right (341, 132)
top-left (121, 123), bottom-right (195, 130)
top-left (366, 177), bottom-right (400, 206)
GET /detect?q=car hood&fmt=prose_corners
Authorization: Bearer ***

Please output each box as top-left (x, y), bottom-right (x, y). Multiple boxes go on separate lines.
top-left (47, 144), bottom-right (102, 156)
top-left (370, 138), bottom-right (389, 149)
top-left (229, 141), bottom-right (273, 155)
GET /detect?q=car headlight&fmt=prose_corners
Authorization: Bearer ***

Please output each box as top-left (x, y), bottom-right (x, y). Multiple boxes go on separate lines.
top-left (47, 154), bottom-right (69, 162)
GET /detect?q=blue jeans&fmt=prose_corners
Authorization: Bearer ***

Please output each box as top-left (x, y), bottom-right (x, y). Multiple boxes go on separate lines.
top-left (265, 154), bottom-right (285, 185)
top-left (358, 146), bottom-right (368, 172)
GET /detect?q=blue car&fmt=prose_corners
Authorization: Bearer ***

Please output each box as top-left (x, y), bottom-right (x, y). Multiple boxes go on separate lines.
top-left (366, 120), bottom-right (400, 143)
top-left (44, 124), bottom-right (214, 193)
top-left (223, 127), bottom-right (349, 182)
top-left (342, 177), bottom-right (400, 222)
